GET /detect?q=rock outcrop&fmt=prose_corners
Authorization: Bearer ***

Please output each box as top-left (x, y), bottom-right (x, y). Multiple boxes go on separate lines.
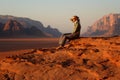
top-left (0, 36), bottom-right (120, 80)
top-left (83, 13), bottom-right (120, 37)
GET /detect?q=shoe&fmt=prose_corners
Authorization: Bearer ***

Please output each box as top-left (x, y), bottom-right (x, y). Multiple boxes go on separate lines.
top-left (56, 45), bottom-right (64, 49)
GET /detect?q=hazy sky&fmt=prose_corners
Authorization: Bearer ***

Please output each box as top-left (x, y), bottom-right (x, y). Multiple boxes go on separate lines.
top-left (0, 0), bottom-right (120, 33)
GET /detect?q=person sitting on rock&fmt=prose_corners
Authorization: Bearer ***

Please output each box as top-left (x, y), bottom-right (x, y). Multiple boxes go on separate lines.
top-left (58, 15), bottom-right (81, 48)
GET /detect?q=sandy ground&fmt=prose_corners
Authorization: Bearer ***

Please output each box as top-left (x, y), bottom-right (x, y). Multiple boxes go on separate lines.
top-left (0, 37), bottom-right (120, 80)
top-left (0, 38), bottom-right (58, 60)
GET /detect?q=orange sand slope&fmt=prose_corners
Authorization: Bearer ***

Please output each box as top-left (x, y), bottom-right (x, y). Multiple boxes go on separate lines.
top-left (0, 36), bottom-right (120, 80)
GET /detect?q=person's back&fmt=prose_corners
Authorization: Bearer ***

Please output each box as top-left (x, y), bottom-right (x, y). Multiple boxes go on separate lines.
top-left (71, 17), bottom-right (81, 39)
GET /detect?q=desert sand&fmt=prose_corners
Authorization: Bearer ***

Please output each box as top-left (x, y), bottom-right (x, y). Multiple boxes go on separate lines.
top-left (0, 36), bottom-right (120, 80)
top-left (0, 38), bottom-right (58, 52)
top-left (0, 38), bottom-right (58, 60)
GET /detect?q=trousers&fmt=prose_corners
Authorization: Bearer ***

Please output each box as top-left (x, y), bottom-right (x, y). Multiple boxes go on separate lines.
top-left (59, 33), bottom-right (79, 46)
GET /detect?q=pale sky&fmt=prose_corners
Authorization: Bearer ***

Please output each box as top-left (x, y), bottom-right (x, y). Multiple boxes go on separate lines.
top-left (0, 0), bottom-right (120, 33)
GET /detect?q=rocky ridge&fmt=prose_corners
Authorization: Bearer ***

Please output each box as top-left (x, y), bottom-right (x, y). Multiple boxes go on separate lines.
top-left (0, 15), bottom-right (62, 37)
top-left (0, 20), bottom-right (47, 38)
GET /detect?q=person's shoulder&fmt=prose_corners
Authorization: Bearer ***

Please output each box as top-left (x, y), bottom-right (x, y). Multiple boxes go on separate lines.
top-left (75, 21), bottom-right (80, 25)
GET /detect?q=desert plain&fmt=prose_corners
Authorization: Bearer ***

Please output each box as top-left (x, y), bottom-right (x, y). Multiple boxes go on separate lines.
top-left (0, 38), bottom-right (58, 60)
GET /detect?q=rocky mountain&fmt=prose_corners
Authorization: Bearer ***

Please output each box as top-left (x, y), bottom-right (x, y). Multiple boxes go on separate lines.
top-left (82, 13), bottom-right (120, 37)
top-left (0, 20), bottom-right (47, 38)
top-left (0, 15), bottom-right (62, 38)
top-left (0, 23), bottom-right (4, 32)
top-left (45, 25), bottom-right (62, 37)
top-left (3, 20), bottom-right (24, 31)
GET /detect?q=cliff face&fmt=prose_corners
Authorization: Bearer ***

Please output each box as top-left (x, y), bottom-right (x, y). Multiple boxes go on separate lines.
top-left (3, 20), bottom-right (24, 31)
top-left (0, 36), bottom-right (120, 80)
top-left (45, 25), bottom-right (62, 37)
top-left (0, 20), bottom-right (47, 38)
top-left (83, 14), bottom-right (120, 37)
top-left (0, 15), bottom-right (62, 38)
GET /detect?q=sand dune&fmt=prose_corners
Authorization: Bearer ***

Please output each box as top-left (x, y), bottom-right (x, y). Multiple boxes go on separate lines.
top-left (0, 36), bottom-right (120, 80)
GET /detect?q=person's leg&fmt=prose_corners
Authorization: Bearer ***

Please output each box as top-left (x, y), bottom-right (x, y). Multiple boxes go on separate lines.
top-left (59, 33), bottom-right (71, 47)
top-left (66, 33), bottom-right (80, 42)
top-left (59, 34), bottom-right (64, 46)
top-left (67, 32), bottom-right (79, 39)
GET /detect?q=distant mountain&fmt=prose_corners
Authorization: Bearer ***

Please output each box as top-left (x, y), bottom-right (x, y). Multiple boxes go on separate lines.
top-left (0, 20), bottom-right (47, 38)
top-left (82, 13), bottom-right (120, 37)
top-left (3, 20), bottom-right (24, 31)
top-left (0, 23), bottom-right (4, 32)
top-left (45, 25), bottom-right (62, 37)
top-left (0, 15), bottom-right (62, 38)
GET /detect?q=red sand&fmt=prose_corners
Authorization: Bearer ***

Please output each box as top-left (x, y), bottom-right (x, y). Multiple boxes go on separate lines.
top-left (0, 37), bottom-right (120, 80)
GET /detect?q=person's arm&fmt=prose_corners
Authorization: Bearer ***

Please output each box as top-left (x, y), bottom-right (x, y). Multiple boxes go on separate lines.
top-left (72, 21), bottom-right (79, 33)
